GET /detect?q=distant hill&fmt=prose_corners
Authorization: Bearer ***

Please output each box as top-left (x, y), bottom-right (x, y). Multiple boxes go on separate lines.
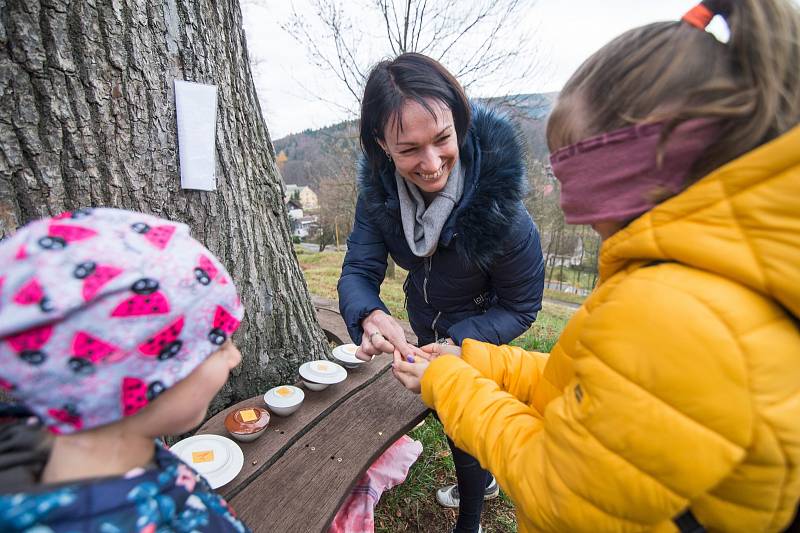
top-left (273, 92), bottom-right (558, 189)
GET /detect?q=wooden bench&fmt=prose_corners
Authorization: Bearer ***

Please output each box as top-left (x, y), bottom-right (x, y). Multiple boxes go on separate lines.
top-left (195, 296), bottom-right (429, 533)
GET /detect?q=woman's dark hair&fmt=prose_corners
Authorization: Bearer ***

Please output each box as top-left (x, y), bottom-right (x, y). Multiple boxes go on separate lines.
top-left (359, 53), bottom-right (471, 175)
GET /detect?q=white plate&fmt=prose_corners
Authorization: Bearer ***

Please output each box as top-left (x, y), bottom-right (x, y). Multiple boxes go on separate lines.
top-left (299, 360), bottom-right (347, 384)
top-left (170, 434), bottom-right (244, 489)
top-left (332, 344), bottom-right (364, 365)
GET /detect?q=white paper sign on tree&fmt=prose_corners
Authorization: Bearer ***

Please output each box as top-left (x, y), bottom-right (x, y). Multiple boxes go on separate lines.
top-left (175, 80), bottom-right (218, 191)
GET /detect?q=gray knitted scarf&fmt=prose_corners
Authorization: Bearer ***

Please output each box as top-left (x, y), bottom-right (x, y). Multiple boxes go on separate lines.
top-left (395, 159), bottom-right (464, 257)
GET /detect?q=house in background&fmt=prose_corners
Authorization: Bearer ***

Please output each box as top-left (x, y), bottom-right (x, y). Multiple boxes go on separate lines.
top-left (286, 198), bottom-right (303, 220)
top-left (284, 184), bottom-right (319, 210)
top-left (285, 196), bottom-right (320, 240)
top-left (298, 215), bottom-right (318, 238)
top-left (286, 198), bottom-right (309, 238)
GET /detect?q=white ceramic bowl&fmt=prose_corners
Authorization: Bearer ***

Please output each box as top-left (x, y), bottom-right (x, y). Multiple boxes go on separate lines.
top-left (299, 360), bottom-right (347, 385)
top-left (301, 379), bottom-right (329, 391)
top-left (264, 385), bottom-right (305, 416)
top-left (331, 343), bottom-right (365, 369)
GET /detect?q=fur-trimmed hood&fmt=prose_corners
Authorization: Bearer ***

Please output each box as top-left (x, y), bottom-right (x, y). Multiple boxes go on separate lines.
top-left (357, 103), bottom-right (528, 269)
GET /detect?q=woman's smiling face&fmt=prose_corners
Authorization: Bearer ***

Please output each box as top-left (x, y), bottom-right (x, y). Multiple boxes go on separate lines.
top-left (379, 98), bottom-right (459, 194)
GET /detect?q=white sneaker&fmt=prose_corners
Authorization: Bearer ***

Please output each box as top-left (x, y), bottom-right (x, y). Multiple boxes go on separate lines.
top-left (436, 477), bottom-right (499, 508)
top-left (450, 526), bottom-right (483, 533)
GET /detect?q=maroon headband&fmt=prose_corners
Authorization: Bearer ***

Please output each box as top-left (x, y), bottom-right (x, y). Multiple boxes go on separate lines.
top-left (549, 119), bottom-right (720, 225)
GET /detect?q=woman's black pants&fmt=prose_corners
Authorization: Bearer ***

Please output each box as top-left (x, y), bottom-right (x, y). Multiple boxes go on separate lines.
top-left (448, 437), bottom-right (490, 533)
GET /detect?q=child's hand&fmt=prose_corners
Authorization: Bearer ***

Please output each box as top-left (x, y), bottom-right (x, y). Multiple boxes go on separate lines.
top-left (401, 344), bottom-right (437, 362)
top-left (391, 350), bottom-right (430, 394)
top-left (419, 341), bottom-right (462, 360)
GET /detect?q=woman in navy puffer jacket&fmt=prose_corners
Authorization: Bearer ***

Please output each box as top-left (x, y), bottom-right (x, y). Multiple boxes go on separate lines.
top-left (337, 53), bottom-right (544, 533)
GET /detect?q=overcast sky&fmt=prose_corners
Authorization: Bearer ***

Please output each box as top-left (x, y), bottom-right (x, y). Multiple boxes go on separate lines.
top-left (241, 1), bottom-right (730, 139)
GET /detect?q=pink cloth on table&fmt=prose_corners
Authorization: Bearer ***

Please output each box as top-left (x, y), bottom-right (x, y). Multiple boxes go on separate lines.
top-left (329, 435), bottom-right (423, 533)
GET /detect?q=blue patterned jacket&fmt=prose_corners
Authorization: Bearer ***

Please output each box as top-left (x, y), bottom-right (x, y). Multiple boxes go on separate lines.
top-left (0, 439), bottom-right (250, 533)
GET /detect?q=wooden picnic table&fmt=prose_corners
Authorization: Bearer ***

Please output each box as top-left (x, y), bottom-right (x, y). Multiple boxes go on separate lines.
top-left (195, 296), bottom-right (429, 533)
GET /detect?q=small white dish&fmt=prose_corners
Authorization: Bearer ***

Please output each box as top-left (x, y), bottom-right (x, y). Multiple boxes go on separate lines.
top-left (264, 385), bottom-right (305, 416)
top-left (331, 343), bottom-right (365, 369)
top-left (301, 379), bottom-right (329, 391)
top-left (298, 360), bottom-right (347, 385)
top-left (169, 434), bottom-right (244, 489)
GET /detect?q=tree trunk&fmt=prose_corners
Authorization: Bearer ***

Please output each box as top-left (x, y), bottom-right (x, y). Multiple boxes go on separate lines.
top-left (0, 0), bottom-right (329, 415)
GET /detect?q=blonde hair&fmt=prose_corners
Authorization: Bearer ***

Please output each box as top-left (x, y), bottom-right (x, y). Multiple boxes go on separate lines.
top-left (547, 0), bottom-right (800, 179)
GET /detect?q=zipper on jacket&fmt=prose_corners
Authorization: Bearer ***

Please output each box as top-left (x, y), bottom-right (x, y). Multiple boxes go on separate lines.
top-left (423, 256), bottom-right (432, 304)
top-left (422, 256), bottom-right (443, 341)
top-left (402, 276), bottom-right (409, 314)
top-left (431, 311), bottom-right (442, 343)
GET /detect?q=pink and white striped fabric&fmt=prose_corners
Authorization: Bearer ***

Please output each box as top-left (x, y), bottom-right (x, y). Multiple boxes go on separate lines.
top-left (329, 435), bottom-right (423, 533)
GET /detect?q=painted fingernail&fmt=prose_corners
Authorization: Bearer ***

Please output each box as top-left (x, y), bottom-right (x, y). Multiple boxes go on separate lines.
top-left (406, 355), bottom-right (415, 363)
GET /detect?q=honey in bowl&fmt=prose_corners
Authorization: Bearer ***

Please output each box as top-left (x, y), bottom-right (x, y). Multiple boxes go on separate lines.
top-left (224, 407), bottom-right (270, 442)
top-left (275, 386), bottom-right (295, 397)
top-left (313, 361), bottom-right (333, 374)
top-left (332, 344), bottom-right (363, 368)
top-left (342, 344), bottom-right (357, 355)
top-left (264, 385), bottom-right (305, 416)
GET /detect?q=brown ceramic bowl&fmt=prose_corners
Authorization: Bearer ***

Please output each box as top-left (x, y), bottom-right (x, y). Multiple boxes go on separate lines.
top-left (224, 406), bottom-right (270, 442)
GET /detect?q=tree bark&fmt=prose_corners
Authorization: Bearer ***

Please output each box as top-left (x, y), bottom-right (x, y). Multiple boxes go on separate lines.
top-left (0, 0), bottom-right (329, 415)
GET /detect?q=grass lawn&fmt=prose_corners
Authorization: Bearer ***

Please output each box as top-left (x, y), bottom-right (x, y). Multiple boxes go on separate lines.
top-left (296, 246), bottom-right (575, 532)
top-left (543, 288), bottom-right (586, 306)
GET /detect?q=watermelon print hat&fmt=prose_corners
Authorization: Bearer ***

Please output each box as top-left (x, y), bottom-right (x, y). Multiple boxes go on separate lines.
top-left (0, 208), bottom-right (244, 434)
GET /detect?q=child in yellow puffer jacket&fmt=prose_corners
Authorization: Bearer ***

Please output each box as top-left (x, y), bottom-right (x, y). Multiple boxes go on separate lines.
top-left (393, 0), bottom-right (800, 531)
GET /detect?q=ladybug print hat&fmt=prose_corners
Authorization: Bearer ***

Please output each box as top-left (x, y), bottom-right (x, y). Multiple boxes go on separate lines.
top-left (0, 208), bottom-right (244, 434)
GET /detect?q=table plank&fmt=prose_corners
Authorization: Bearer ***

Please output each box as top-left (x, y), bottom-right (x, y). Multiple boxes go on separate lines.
top-left (195, 353), bottom-right (393, 500)
top-left (229, 368), bottom-right (429, 533)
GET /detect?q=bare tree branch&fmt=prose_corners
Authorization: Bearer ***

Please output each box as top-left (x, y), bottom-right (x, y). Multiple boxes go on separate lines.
top-left (402, 0), bottom-right (412, 51)
top-left (410, 0), bottom-right (427, 50)
top-left (435, 2), bottom-right (494, 62)
top-left (378, 0), bottom-right (398, 54)
top-left (281, 0), bottom-right (542, 115)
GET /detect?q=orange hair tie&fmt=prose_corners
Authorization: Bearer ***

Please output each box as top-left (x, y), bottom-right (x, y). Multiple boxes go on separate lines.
top-left (682, 3), bottom-right (715, 29)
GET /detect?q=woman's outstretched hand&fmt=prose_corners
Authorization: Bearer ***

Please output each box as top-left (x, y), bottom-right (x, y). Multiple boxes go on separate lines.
top-left (357, 309), bottom-right (417, 361)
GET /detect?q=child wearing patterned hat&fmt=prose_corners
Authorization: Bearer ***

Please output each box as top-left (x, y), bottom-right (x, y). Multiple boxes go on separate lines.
top-left (0, 208), bottom-right (251, 532)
